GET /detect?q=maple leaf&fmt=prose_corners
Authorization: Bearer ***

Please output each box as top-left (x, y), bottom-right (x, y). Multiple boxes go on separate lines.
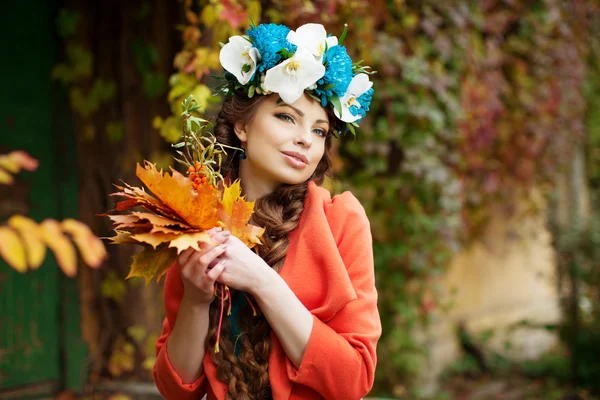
top-left (126, 245), bottom-right (178, 285)
top-left (169, 231), bottom-right (215, 254)
top-left (130, 232), bottom-right (181, 249)
top-left (218, 179), bottom-right (264, 247)
top-left (136, 162), bottom-right (220, 229)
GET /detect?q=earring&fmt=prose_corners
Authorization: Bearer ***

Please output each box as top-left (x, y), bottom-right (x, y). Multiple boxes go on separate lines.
top-left (239, 147), bottom-right (247, 160)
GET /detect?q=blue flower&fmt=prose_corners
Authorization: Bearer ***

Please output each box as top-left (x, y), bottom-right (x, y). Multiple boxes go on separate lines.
top-left (349, 87), bottom-right (374, 121)
top-left (313, 45), bottom-right (353, 105)
top-left (247, 24), bottom-right (297, 72)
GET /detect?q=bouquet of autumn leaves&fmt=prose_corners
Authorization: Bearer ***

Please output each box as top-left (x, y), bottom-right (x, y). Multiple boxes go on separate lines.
top-left (103, 95), bottom-right (264, 351)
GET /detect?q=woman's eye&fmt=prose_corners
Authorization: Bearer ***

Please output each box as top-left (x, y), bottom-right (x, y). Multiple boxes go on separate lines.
top-left (313, 128), bottom-right (328, 137)
top-left (276, 113), bottom-right (295, 123)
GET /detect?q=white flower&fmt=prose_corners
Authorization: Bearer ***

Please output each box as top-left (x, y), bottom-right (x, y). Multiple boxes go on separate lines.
top-left (263, 47), bottom-right (325, 104)
top-left (219, 36), bottom-right (261, 85)
top-left (334, 73), bottom-right (373, 123)
top-left (287, 23), bottom-right (338, 62)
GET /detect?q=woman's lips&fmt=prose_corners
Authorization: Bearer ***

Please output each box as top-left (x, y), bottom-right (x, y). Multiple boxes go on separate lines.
top-left (281, 151), bottom-right (308, 169)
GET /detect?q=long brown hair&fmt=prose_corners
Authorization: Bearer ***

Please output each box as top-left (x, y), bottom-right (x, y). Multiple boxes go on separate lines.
top-left (205, 92), bottom-right (336, 399)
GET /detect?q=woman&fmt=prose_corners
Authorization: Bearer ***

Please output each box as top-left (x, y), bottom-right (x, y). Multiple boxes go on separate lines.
top-left (153, 22), bottom-right (381, 400)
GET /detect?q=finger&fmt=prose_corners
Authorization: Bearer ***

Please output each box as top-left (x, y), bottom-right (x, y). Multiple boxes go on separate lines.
top-left (206, 260), bottom-right (226, 281)
top-left (209, 229), bottom-right (230, 240)
top-left (178, 247), bottom-right (195, 266)
top-left (202, 231), bottom-right (230, 253)
top-left (208, 227), bottom-right (223, 235)
top-left (199, 243), bottom-right (228, 267)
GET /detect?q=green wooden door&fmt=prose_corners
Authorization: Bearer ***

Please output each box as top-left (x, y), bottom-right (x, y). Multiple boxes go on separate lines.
top-left (0, 0), bottom-right (87, 397)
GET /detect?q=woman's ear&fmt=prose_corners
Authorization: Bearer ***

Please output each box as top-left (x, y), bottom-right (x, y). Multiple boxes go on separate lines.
top-left (233, 122), bottom-right (248, 142)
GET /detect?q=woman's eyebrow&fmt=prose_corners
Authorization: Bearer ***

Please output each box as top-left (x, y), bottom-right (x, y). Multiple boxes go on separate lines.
top-left (275, 104), bottom-right (329, 124)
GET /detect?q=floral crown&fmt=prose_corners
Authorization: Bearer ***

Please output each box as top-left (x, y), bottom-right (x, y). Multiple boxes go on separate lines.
top-left (217, 22), bottom-right (375, 136)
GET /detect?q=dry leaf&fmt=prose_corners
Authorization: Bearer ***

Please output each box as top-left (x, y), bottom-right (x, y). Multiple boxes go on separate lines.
top-left (130, 211), bottom-right (189, 228)
top-left (219, 180), bottom-right (263, 247)
top-left (130, 232), bottom-right (181, 249)
top-left (169, 231), bottom-right (215, 254)
top-left (136, 162), bottom-right (220, 229)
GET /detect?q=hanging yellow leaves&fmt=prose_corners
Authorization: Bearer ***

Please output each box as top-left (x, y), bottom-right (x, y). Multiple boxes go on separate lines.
top-left (0, 215), bottom-right (107, 276)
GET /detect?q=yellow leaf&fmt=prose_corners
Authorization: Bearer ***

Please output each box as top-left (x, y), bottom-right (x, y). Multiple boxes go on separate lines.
top-left (0, 226), bottom-right (27, 272)
top-left (221, 179), bottom-right (244, 216)
top-left (39, 219), bottom-right (77, 277)
top-left (168, 231), bottom-right (215, 254)
top-left (0, 168), bottom-right (13, 184)
top-left (142, 356), bottom-right (156, 371)
top-left (136, 162), bottom-right (220, 230)
top-left (130, 232), bottom-right (180, 249)
top-left (7, 215), bottom-right (46, 269)
top-left (62, 219), bottom-right (107, 269)
top-left (218, 180), bottom-right (263, 247)
top-left (126, 246), bottom-right (178, 285)
top-left (127, 325), bottom-right (147, 342)
top-left (0, 150), bottom-right (39, 174)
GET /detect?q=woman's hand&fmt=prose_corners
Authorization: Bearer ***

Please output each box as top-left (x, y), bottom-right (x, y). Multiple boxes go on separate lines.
top-left (177, 228), bottom-right (231, 304)
top-left (211, 232), bottom-right (274, 295)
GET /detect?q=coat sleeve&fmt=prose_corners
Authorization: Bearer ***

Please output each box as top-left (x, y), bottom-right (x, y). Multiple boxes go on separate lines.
top-left (285, 192), bottom-right (382, 399)
top-left (153, 264), bottom-right (208, 400)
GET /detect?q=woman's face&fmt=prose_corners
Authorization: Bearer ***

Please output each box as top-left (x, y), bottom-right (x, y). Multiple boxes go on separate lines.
top-left (234, 93), bottom-right (330, 197)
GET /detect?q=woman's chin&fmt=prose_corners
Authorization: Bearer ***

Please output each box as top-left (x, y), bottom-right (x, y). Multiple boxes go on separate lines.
top-left (274, 171), bottom-right (313, 186)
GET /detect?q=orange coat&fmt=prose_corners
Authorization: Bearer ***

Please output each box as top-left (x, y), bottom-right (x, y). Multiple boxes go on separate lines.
top-left (153, 181), bottom-right (382, 399)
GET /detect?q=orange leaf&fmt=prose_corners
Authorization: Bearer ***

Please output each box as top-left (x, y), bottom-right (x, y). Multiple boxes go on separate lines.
top-left (7, 215), bottom-right (46, 269)
top-left (0, 226), bottom-right (27, 272)
top-left (169, 232), bottom-right (216, 254)
top-left (126, 246), bottom-right (178, 285)
top-left (62, 219), bottom-right (107, 269)
top-left (136, 162), bottom-right (219, 229)
top-left (39, 219), bottom-right (77, 277)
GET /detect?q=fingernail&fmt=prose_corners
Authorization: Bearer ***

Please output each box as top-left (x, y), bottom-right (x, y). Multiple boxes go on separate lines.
top-left (222, 230), bottom-right (230, 237)
top-left (219, 244), bottom-right (227, 249)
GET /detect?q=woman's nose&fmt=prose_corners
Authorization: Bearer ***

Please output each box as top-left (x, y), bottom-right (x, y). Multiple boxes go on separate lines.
top-left (294, 128), bottom-right (313, 148)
